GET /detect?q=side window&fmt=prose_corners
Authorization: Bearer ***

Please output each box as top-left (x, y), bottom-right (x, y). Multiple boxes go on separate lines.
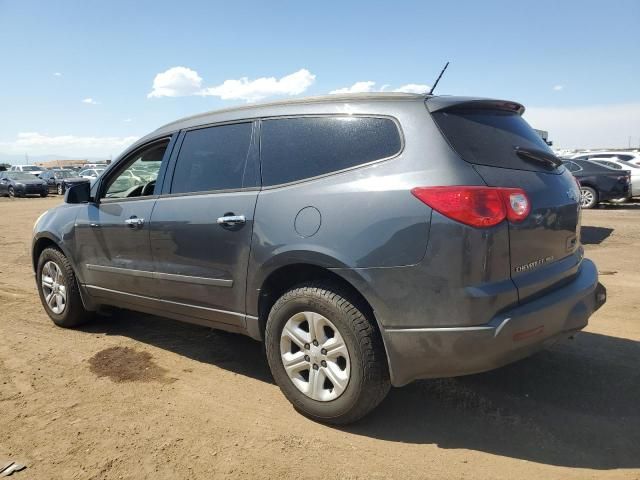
top-left (260, 116), bottom-right (402, 185)
top-left (170, 122), bottom-right (253, 194)
top-left (565, 161), bottom-right (581, 172)
top-left (600, 161), bottom-right (621, 169)
top-left (103, 140), bottom-right (168, 199)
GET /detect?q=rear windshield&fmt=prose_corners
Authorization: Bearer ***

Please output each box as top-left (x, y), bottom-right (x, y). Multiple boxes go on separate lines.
top-left (431, 108), bottom-right (556, 172)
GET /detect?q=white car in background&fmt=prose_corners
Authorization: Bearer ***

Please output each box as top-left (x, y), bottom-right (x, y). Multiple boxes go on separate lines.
top-left (79, 168), bottom-right (105, 180)
top-left (588, 158), bottom-right (640, 198)
top-left (572, 151), bottom-right (640, 166)
top-left (9, 165), bottom-right (48, 176)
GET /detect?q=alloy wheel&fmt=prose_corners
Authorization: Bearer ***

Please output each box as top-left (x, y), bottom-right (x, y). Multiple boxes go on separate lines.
top-left (280, 311), bottom-right (351, 401)
top-left (580, 188), bottom-right (595, 208)
top-left (41, 261), bottom-right (67, 314)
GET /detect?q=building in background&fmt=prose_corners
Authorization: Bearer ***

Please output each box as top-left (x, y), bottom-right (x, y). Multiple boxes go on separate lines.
top-left (534, 129), bottom-right (552, 146)
top-left (34, 159), bottom-right (110, 168)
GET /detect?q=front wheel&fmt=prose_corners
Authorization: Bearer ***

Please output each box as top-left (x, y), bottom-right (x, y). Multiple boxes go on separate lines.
top-left (8, 186), bottom-right (16, 197)
top-left (36, 247), bottom-right (92, 327)
top-left (265, 283), bottom-right (390, 424)
top-left (580, 186), bottom-right (598, 209)
top-left (57, 184), bottom-right (64, 195)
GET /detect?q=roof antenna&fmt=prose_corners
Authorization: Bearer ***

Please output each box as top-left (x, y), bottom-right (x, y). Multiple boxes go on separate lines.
top-left (428, 62), bottom-right (449, 95)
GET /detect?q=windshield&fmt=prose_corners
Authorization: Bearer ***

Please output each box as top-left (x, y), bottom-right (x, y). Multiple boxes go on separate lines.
top-left (7, 172), bottom-right (39, 180)
top-left (54, 170), bottom-right (74, 178)
top-left (21, 166), bottom-right (41, 172)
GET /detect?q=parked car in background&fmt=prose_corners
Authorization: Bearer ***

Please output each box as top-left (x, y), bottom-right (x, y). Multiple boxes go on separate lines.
top-left (40, 169), bottom-right (90, 195)
top-left (587, 158), bottom-right (640, 198)
top-left (9, 165), bottom-right (48, 176)
top-left (79, 168), bottom-right (105, 180)
top-left (572, 151), bottom-right (640, 166)
top-left (0, 171), bottom-right (48, 197)
top-left (563, 159), bottom-right (631, 208)
top-left (32, 93), bottom-right (606, 424)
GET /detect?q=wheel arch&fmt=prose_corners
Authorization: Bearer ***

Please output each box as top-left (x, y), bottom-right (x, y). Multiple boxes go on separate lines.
top-left (32, 233), bottom-right (97, 311)
top-left (255, 262), bottom-right (386, 349)
top-left (32, 234), bottom-right (63, 273)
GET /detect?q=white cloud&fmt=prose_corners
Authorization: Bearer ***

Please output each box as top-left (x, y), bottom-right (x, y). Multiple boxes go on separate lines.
top-left (53, 72), bottom-right (62, 77)
top-left (148, 67), bottom-right (315, 102)
top-left (82, 98), bottom-right (99, 105)
top-left (329, 81), bottom-right (430, 95)
top-left (553, 85), bottom-right (564, 91)
top-left (394, 83), bottom-right (429, 94)
top-left (200, 68), bottom-right (315, 102)
top-left (147, 66), bottom-right (203, 98)
top-left (329, 81), bottom-right (377, 94)
top-left (524, 103), bottom-right (640, 149)
top-left (0, 132), bottom-right (139, 157)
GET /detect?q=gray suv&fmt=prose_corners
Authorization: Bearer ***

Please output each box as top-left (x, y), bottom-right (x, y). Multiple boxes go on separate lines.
top-left (32, 93), bottom-right (606, 424)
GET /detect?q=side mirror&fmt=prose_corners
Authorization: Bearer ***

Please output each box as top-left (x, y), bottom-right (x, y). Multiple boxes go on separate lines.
top-left (65, 182), bottom-right (92, 204)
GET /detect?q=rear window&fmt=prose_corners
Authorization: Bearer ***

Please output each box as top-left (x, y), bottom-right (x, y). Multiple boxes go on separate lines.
top-left (260, 116), bottom-right (401, 186)
top-left (431, 109), bottom-right (556, 172)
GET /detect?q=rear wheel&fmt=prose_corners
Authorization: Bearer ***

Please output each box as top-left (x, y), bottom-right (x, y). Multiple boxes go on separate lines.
top-left (40, 192), bottom-right (48, 198)
top-left (265, 283), bottom-right (390, 424)
top-left (57, 184), bottom-right (64, 195)
top-left (580, 186), bottom-right (598, 209)
top-left (36, 247), bottom-right (91, 327)
top-left (8, 186), bottom-right (16, 198)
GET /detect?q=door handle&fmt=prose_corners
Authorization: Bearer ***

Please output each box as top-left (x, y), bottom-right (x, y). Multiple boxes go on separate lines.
top-left (216, 215), bottom-right (246, 226)
top-left (125, 216), bottom-right (145, 228)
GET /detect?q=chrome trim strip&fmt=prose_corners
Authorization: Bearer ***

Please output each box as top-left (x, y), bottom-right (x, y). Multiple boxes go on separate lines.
top-left (385, 317), bottom-right (513, 338)
top-left (385, 326), bottom-right (495, 333)
top-left (86, 264), bottom-right (233, 287)
top-left (85, 285), bottom-right (245, 319)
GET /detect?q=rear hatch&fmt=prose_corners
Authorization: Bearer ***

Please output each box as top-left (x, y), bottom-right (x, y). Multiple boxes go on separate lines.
top-left (428, 98), bottom-right (583, 303)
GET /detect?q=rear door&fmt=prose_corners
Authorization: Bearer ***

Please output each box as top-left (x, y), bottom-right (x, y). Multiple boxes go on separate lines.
top-left (148, 121), bottom-right (260, 328)
top-left (429, 100), bottom-right (582, 302)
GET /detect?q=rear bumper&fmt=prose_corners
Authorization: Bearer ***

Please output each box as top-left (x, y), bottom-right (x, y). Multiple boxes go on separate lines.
top-left (383, 259), bottom-right (605, 386)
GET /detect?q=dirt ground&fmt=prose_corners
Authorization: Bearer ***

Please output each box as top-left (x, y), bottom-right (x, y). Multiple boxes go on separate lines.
top-left (1, 196), bottom-right (638, 480)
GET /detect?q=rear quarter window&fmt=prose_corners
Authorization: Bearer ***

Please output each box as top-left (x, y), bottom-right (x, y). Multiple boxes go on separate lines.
top-left (260, 116), bottom-right (402, 186)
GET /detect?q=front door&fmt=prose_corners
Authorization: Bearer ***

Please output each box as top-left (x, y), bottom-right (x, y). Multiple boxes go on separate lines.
top-left (74, 138), bottom-right (173, 301)
top-left (149, 121), bottom-right (259, 328)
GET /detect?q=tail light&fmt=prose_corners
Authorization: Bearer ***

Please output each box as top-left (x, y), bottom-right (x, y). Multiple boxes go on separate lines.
top-left (411, 186), bottom-right (531, 228)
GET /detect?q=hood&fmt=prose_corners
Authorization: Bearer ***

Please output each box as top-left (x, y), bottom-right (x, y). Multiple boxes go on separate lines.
top-left (16, 178), bottom-right (47, 185)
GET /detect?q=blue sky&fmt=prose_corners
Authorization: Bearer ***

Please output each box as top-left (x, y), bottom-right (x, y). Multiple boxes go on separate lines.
top-left (0, 0), bottom-right (639, 161)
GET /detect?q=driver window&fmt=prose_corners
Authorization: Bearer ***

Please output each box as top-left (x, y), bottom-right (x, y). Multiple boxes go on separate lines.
top-left (103, 141), bottom-right (168, 199)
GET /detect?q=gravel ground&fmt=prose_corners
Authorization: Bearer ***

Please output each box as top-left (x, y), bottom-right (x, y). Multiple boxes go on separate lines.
top-left (1, 196), bottom-right (639, 479)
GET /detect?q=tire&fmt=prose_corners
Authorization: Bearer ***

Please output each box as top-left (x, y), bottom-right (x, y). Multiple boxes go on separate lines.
top-left (40, 192), bottom-right (48, 198)
top-left (8, 186), bottom-right (15, 198)
top-left (36, 247), bottom-right (91, 328)
top-left (265, 283), bottom-right (390, 424)
top-left (580, 186), bottom-right (598, 209)
top-left (57, 184), bottom-right (64, 195)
